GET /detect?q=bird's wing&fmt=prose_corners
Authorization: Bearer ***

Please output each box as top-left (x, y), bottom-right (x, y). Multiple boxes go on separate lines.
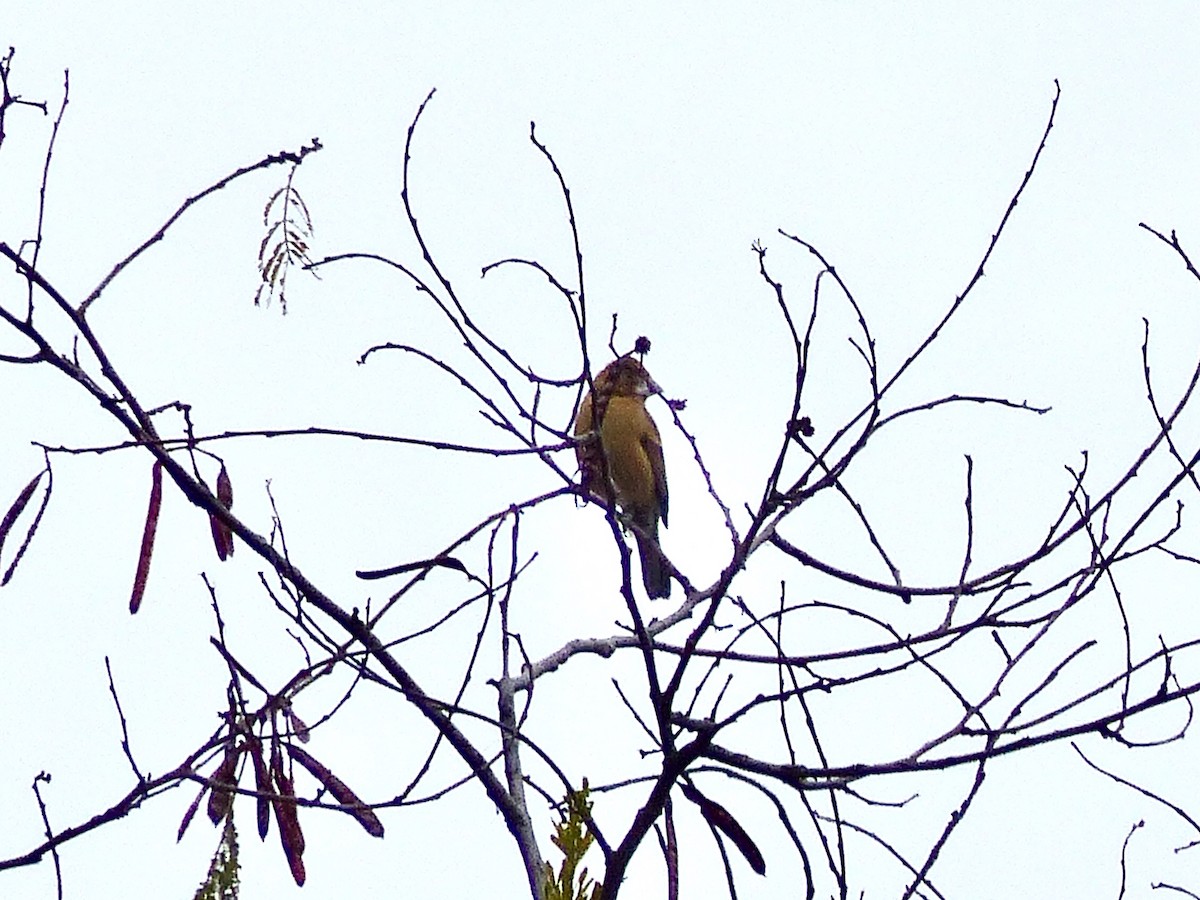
top-left (642, 428), bottom-right (668, 528)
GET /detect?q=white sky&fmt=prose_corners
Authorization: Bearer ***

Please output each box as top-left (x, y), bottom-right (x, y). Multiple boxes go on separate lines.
top-left (4, 3), bottom-right (1200, 898)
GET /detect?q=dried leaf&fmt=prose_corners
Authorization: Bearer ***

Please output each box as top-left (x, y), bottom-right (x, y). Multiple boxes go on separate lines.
top-left (682, 783), bottom-right (766, 876)
top-left (286, 706), bottom-right (310, 743)
top-left (290, 189), bottom-right (314, 230)
top-left (129, 461), bottom-right (163, 614)
top-left (258, 219), bottom-right (282, 257)
top-left (288, 743), bottom-right (384, 838)
top-left (262, 187), bottom-right (283, 224)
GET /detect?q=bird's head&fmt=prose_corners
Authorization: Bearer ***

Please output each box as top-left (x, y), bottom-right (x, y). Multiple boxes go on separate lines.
top-left (595, 355), bottom-right (660, 399)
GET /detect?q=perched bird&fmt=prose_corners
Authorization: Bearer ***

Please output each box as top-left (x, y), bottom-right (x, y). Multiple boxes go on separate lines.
top-left (574, 356), bottom-right (670, 599)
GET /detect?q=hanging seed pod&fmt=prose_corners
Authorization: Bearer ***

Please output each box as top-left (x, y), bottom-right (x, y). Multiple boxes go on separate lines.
top-left (682, 783), bottom-right (765, 876)
top-left (209, 462), bottom-right (234, 561)
top-left (177, 782), bottom-right (208, 842)
top-left (272, 742), bottom-right (306, 885)
top-left (288, 743), bottom-right (384, 838)
top-left (249, 736), bottom-right (271, 840)
top-left (206, 742), bottom-right (240, 824)
top-left (0, 468), bottom-right (50, 587)
top-left (129, 461), bottom-right (163, 614)
top-left (0, 472), bottom-right (41, 559)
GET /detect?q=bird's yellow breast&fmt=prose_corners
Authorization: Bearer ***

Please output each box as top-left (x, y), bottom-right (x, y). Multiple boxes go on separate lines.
top-left (599, 395), bottom-right (664, 527)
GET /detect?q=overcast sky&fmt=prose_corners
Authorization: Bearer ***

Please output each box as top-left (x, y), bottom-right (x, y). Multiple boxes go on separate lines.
top-left (4, 4), bottom-right (1200, 898)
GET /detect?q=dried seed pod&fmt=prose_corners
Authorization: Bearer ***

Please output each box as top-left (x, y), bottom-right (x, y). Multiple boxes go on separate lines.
top-left (207, 742), bottom-right (240, 824)
top-left (209, 462), bottom-right (234, 560)
top-left (0, 469), bottom-right (49, 587)
top-left (682, 783), bottom-right (765, 876)
top-left (129, 461), bottom-right (163, 614)
top-left (0, 472), bottom-right (41, 558)
top-left (249, 737), bottom-right (271, 840)
top-left (272, 743), bottom-right (306, 885)
top-left (177, 783), bottom-right (208, 842)
top-left (288, 743), bottom-right (384, 838)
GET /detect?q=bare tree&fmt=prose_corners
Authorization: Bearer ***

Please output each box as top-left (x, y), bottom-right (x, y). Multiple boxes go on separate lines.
top-left (3, 52), bottom-right (1200, 899)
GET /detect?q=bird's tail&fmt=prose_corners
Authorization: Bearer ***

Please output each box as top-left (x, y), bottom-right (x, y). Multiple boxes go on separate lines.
top-left (636, 530), bottom-right (671, 599)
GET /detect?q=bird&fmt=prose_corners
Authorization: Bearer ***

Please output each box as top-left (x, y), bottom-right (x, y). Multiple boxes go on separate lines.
top-left (574, 355), bottom-right (670, 598)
